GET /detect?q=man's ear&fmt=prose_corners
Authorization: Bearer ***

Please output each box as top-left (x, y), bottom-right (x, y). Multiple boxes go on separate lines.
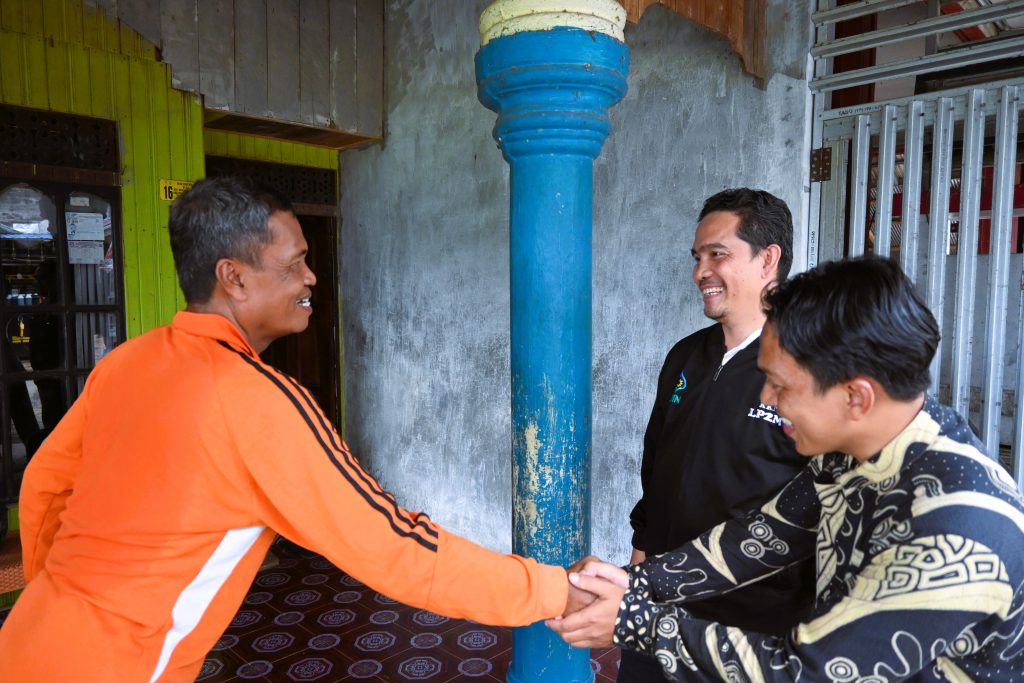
top-left (214, 258), bottom-right (248, 302)
top-left (845, 377), bottom-right (876, 421)
top-left (760, 244), bottom-right (782, 280)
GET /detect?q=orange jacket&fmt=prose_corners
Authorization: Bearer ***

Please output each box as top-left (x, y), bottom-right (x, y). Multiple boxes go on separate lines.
top-left (0, 311), bottom-right (566, 682)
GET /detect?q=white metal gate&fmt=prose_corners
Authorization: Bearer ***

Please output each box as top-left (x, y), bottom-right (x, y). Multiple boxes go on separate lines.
top-left (809, 0), bottom-right (1024, 485)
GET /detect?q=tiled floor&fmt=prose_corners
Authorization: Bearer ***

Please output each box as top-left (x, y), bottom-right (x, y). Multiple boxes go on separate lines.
top-left (0, 541), bottom-right (621, 682)
top-left (197, 543), bottom-right (621, 682)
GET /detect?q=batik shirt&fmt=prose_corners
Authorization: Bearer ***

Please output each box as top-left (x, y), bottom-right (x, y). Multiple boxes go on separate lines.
top-left (615, 398), bottom-right (1024, 682)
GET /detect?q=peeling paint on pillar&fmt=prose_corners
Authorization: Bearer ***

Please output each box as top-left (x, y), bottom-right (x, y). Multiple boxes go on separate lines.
top-left (476, 2), bottom-right (628, 679)
top-left (513, 388), bottom-right (588, 557)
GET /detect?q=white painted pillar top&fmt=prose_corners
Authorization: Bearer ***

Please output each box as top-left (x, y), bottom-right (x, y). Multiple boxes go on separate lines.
top-left (479, 0), bottom-right (627, 45)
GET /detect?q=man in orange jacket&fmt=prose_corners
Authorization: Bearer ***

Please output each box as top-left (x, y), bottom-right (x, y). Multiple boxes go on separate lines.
top-left (0, 176), bottom-right (584, 682)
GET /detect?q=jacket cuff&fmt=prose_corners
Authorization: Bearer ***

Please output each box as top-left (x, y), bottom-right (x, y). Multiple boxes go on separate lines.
top-left (537, 562), bottom-right (569, 618)
top-left (614, 564), bottom-right (660, 654)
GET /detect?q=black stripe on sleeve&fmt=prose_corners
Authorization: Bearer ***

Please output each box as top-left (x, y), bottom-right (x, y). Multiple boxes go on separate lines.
top-left (219, 341), bottom-right (438, 552)
top-left (272, 368), bottom-right (439, 540)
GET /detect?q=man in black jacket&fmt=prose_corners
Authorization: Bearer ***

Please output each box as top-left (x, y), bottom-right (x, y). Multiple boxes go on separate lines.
top-left (619, 189), bottom-right (813, 682)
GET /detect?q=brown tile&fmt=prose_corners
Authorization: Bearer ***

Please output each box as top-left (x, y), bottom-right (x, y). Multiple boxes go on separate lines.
top-left (262, 645), bottom-right (356, 681)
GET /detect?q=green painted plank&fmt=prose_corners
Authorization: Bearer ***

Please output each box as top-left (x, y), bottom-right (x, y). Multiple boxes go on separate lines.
top-left (226, 131), bottom-right (242, 158)
top-left (44, 41), bottom-right (70, 113)
top-left (64, 0), bottom-right (82, 45)
top-left (165, 68), bottom-right (190, 182)
top-left (119, 22), bottom-right (141, 59)
top-left (42, 0), bottom-right (65, 41)
top-left (22, 36), bottom-right (47, 109)
top-left (202, 129), bottom-right (339, 170)
top-left (20, 0), bottom-right (41, 36)
top-left (100, 9), bottom-right (120, 55)
top-left (85, 46), bottom-right (112, 117)
top-left (0, 31), bottom-right (26, 105)
top-left (251, 136), bottom-right (269, 161)
top-left (128, 56), bottom-right (160, 332)
top-left (81, 0), bottom-right (103, 50)
top-left (203, 130), bottom-right (226, 157)
top-left (66, 42), bottom-right (91, 113)
top-left (109, 51), bottom-right (142, 338)
top-left (149, 61), bottom-right (179, 324)
top-left (0, 0), bottom-right (24, 33)
top-left (188, 95), bottom-right (205, 179)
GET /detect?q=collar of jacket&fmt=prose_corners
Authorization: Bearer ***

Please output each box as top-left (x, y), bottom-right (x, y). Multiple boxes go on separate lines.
top-left (172, 310), bottom-right (258, 358)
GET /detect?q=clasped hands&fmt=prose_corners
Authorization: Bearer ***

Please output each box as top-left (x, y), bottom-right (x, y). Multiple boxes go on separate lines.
top-left (547, 556), bottom-right (629, 649)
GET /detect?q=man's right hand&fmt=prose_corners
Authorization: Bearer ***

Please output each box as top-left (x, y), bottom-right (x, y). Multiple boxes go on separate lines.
top-left (629, 548), bottom-right (646, 564)
top-left (548, 560), bottom-right (629, 648)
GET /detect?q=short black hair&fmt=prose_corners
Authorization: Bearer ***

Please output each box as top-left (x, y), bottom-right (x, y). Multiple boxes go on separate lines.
top-left (763, 256), bottom-right (938, 401)
top-left (168, 176), bottom-right (293, 304)
top-left (699, 188), bottom-right (794, 282)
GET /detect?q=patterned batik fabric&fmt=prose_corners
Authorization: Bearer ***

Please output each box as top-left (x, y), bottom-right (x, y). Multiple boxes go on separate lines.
top-left (615, 398), bottom-right (1024, 683)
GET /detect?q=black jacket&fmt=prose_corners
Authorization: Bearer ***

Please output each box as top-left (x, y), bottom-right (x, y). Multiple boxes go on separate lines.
top-left (629, 324), bottom-right (813, 634)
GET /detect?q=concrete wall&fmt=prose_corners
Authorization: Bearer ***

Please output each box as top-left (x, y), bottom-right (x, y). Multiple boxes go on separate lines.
top-left (339, 0), bottom-right (812, 562)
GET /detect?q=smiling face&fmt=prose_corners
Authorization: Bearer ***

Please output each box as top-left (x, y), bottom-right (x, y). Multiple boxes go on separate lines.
top-left (758, 323), bottom-right (850, 457)
top-left (691, 211), bottom-right (775, 326)
top-left (235, 210), bottom-right (316, 352)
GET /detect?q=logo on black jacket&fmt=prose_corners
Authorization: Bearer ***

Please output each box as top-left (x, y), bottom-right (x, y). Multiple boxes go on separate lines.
top-left (670, 371), bottom-right (687, 404)
top-left (747, 402), bottom-right (784, 426)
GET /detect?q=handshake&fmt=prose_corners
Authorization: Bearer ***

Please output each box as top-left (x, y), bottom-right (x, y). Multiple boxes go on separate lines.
top-left (545, 556), bottom-right (630, 649)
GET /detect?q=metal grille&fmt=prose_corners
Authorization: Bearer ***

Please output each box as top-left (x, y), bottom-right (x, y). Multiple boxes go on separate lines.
top-left (204, 156), bottom-right (337, 211)
top-left (0, 104), bottom-right (118, 173)
top-left (810, 1), bottom-right (1024, 487)
top-left (811, 0), bottom-right (1024, 96)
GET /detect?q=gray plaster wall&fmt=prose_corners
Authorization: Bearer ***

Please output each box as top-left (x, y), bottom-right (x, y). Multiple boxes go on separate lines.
top-left (339, 1), bottom-right (812, 562)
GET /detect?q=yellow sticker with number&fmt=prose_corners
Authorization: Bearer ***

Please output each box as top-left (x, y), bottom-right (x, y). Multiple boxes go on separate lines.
top-left (159, 180), bottom-right (195, 202)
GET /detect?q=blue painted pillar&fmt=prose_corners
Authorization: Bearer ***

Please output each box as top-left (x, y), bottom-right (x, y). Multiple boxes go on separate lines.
top-left (476, 15), bottom-right (629, 683)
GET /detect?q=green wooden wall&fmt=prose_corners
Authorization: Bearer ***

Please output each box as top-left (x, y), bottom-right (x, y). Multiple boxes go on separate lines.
top-left (0, 0), bottom-right (205, 338)
top-left (204, 130), bottom-right (340, 171)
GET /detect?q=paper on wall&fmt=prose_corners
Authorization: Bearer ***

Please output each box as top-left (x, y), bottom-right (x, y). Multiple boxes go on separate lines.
top-left (68, 240), bottom-right (105, 264)
top-left (66, 212), bottom-right (105, 240)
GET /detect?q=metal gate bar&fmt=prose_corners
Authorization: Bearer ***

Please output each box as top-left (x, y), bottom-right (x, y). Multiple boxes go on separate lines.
top-left (926, 97), bottom-right (954, 398)
top-left (950, 89), bottom-right (985, 419)
top-left (813, 0), bottom-right (922, 26)
top-left (983, 86), bottom-right (1020, 456)
top-left (813, 36), bottom-right (1024, 93)
top-left (813, 2), bottom-right (1024, 60)
top-left (875, 106), bottom-right (898, 258)
top-left (900, 100), bottom-right (924, 279)
top-left (850, 115), bottom-right (871, 257)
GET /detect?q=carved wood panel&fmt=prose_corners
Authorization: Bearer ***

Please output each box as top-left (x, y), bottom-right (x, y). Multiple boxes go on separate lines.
top-left (619, 0), bottom-right (766, 80)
